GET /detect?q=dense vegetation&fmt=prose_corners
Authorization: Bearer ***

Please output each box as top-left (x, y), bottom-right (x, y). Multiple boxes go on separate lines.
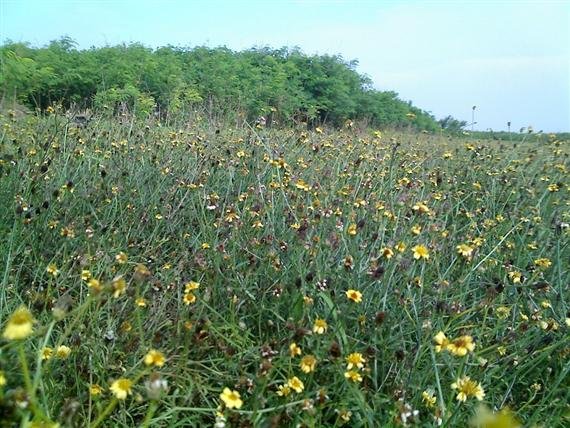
top-left (1, 110), bottom-right (568, 427)
top-left (1, 37), bottom-right (441, 129)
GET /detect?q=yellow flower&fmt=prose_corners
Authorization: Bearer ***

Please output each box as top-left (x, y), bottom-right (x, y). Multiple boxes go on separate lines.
top-left (411, 225), bottom-right (422, 235)
top-left (381, 247), bottom-right (394, 259)
top-left (313, 318), bottom-right (328, 334)
top-left (448, 335), bottom-right (475, 357)
top-left (56, 345), bottom-right (72, 359)
top-left (433, 331), bottom-right (450, 353)
top-left (451, 376), bottom-right (485, 402)
top-left (470, 404), bottom-right (521, 428)
top-left (345, 289), bottom-right (362, 303)
top-left (144, 349), bottom-right (166, 367)
top-left (347, 224), bottom-right (357, 236)
top-left (46, 263), bottom-right (59, 277)
top-left (495, 306), bottom-right (511, 319)
top-left (81, 270), bottom-right (92, 281)
top-left (84, 278), bottom-right (100, 293)
top-left (344, 370), bottom-right (363, 383)
top-left (345, 352), bottom-right (366, 370)
top-left (220, 387), bottom-right (243, 409)
top-left (184, 281), bottom-right (200, 292)
top-left (412, 202), bottom-right (430, 214)
top-left (300, 355), bottom-right (317, 373)
top-left (183, 293), bottom-right (197, 305)
top-left (115, 252), bottom-right (128, 264)
top-left (110, 378), bottom-right (133, 400)
top-left (422, 390), bottom-right (436, 408)
top-left (395, 242), bottom-right (407, 253)
top-left (295, 179), bottom-right (310, 192)
top-left (135, 297), bottom-right (147, 307)
top-left (457, 244), bottom-right (474, 259)
top-left (508, 271), bottom-right (522, 284)
top-left (0, 371), bottom-right (6, 387)
top-left (289, 342), bottom-right (302, 357)
top-left (339, 409), bottom-right (352, 422)
top-left (90, 384), bottom-right (103, 396)
top-left (276, 384), bottom-right (291, 396)
top-left (412, 245), bottom-right (429, 260)
top-left (2, 306), bottom-right (34, 340)
top-left (534, 258), bottom-right (552, 268)
top-left (41, 347), bottom-right (54, 360)
top-left (111, 275), bottom-right (127, 298)
top-left (287, 376), bottom-right (304, 393)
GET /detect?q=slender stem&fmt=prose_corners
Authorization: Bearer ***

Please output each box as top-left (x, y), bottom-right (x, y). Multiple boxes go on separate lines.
top-left (141, 401), bottom-right (158, 428)
top-left (91, 398), bottom-right (119, 428)
top-left (18, 343), bottom-right (33, 396)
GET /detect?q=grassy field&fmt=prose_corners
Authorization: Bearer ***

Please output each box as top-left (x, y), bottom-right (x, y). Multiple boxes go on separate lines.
top-left (0, 110), bottom-right (568, 427)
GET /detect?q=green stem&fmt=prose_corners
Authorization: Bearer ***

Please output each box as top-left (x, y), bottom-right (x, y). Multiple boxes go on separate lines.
top-left (90, 398), bottom-right (118, 428)
top-left (141, 401), bottom-right (158, 428)
top-left (18, 343), bottom-right (33, 397)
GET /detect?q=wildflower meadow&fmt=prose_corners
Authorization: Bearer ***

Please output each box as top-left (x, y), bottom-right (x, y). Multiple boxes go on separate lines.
top-left (0, 110), bottom-right (568, 427)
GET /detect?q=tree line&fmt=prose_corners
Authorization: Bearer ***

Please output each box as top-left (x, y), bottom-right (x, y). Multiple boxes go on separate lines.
top-left (1, 37), bottom-right (443, 130)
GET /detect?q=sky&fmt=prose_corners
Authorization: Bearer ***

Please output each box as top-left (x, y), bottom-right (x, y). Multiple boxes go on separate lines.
top-left (1, 0), bottom-right (569, 131)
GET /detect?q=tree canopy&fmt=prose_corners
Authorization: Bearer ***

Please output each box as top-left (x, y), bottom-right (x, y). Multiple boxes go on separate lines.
top-left (1, 37), bottom-right (440, 130)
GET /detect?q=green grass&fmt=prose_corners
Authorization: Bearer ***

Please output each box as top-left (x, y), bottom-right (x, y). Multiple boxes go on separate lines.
top-left (0, 111), bottom-right (568, 427)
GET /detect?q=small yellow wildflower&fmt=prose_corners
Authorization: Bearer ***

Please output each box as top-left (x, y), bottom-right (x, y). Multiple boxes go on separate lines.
top-left (300, 355), bottom-right (317, 373)
top-left (46, 263), bottom-right (59, 277)
top-left (347, 223), bottom-right (357, 236)
top-left (344, 370), bottom-right (363, 383)
top-left (451, 376), bottom-right (485, 402)
top-left (88, 278), bottom-right (102, 292)
top-left (115, 251), bottom-right (128, 264)
top-left (289, 342), bottom-right (302, 357)
top-left (110, 378), bottom-right (133, 400)
top-left (496, 306), bottom-right (511, 319)
top-left (433, 331), bottom-right (450, 353)
top-left (345, 289), bottom-right (362, 303)
top-left (345, 352), bottom-right (366, 370)
top-left (112, 276), bottom-right (127, 298)
top-left (183, 293), bottom-right (197, 305)
top-left (144, 349), bottom-right (166, 367)
top-left (534, 258), bottom-right (552, 268)
top-left (395, 242), bottom-right (407, 252)
top-left (90, 384), bottom-right (103, 396)
top-left (381, 247), bottom-right (394, 259)
top-left (457, 244), bottom-right (474, 259)
top-left (41, 347), bottom-right (54, 360)
top-left (184, 281), bottom-right (200, 292)
top-left (288, 376), bottom-right (304, 393)
top-left (470, 404), bottom-right (521, 428)
top-left (81, 270), bottom-right (92, 281)
top-left (508, 271), bottom-right (522, 284)
top-left (412, 245), bottom-right (429, 260)
top-left (56, 345), bottom-right (72, 359)
top-left (448, 335), bottom-right (475, 357)
top-left (277, 384), bottom-right (291, 396)
top-left (313, 318), bottom-right (328, 334)
top-left (2, 306), bottom-right (34, 340)
top-left (220, 387), bottom-right (243, 409)
top-left (422, 390), bottom-right (436, 408)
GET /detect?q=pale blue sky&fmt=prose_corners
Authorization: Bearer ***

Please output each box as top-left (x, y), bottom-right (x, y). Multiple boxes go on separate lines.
top-left (1, 0), bottom-right (569, 131)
